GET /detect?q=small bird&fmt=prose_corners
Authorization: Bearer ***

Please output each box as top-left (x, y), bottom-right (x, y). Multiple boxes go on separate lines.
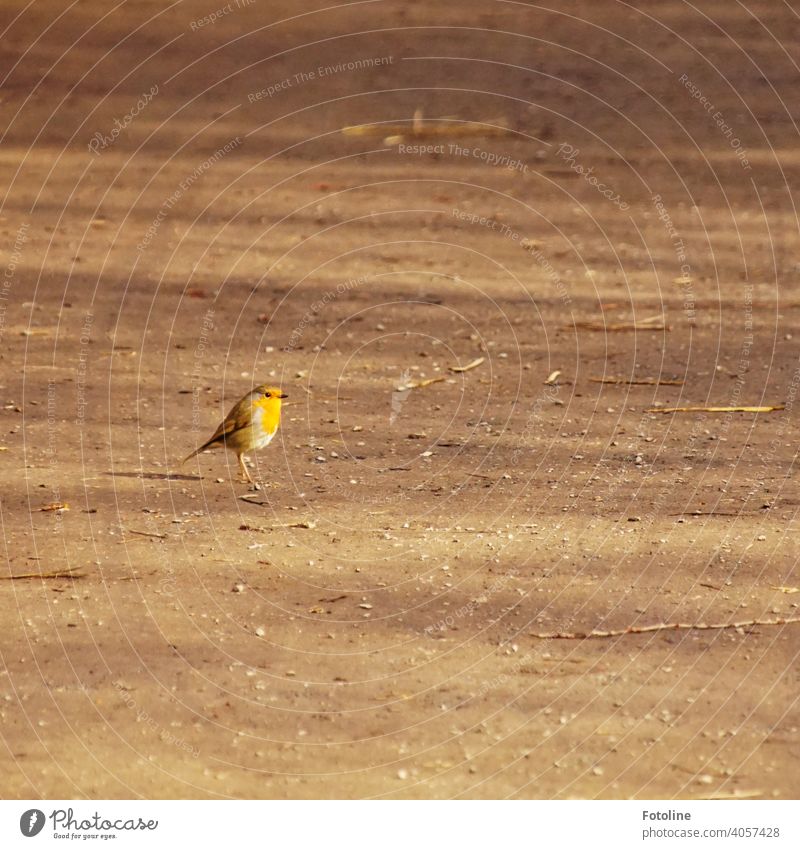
top-left (183, 384), bottom-right (287, 484)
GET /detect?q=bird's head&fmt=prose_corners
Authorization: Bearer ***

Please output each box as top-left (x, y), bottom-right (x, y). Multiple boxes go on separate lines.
top-left (253, 384), bottom-right (288, 408)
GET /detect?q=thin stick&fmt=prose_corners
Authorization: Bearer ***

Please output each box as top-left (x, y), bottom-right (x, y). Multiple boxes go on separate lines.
top-left (344, 118), bottom-right (512, 143)
top-left (396, 376), bottom-right (446, 391)
top-left (272, 520), bottom-right (317, 529)
top-left (449, 357), bottom-right (485, 374)
top-left (126, 529), bottom-right (167, 539)
top-left (699, 791), bottom-right (765, 800)
top-left (668, 510), bottom-right (748, 517)
top-left (648, 405), bottom-right (784, 414)
top-left (570, 321), bottom-right (668, 332)
top-left (528, 616), bottom-right (800, 640)
top-left (1, 566), bottom-right (86, 580)
top-left (590, 377), bottom-right (683, 386)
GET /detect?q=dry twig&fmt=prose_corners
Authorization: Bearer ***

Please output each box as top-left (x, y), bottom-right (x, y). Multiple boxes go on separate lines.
top-left (647, 405), bottom-right (784, 414)
top-left (1, 566), bottom-right (85, 580)
top-left (591, 377), bottom-right (683, 386)
top-left (396, 376), bottom-right (446, 391)
top-left (125, 529), bottom-right (167, 539)
top-left (529, 616), bottom-right (800, 640)
top-left (570, 321), bottom-right (668, 332)
top-left (343, 111), bottom-right (513, 145)
top-left (449, 357), bottom-right (485, 374)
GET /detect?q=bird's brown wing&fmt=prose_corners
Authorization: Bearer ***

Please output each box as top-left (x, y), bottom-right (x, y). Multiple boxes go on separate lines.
top-left (182, 398), bottom-right (252, 462)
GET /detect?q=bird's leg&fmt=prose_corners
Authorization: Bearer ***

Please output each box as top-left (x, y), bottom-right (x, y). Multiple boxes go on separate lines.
top-left (237, 453), bottom-right (253, 484)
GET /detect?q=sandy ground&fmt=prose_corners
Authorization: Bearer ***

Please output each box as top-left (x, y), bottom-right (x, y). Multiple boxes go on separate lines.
top-left (1, 0), bottom-right (799, 799)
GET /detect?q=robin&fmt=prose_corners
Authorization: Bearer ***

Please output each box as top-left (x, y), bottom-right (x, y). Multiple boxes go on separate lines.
top-left (183, 384), bottom-right (287, 484)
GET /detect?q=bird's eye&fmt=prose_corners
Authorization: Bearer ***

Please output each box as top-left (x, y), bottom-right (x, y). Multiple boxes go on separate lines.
top-left (264, 392), bottom-right (270, 398)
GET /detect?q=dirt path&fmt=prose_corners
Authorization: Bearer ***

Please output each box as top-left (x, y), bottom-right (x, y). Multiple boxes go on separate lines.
top-left (0, 0), bottom-right (798, 799)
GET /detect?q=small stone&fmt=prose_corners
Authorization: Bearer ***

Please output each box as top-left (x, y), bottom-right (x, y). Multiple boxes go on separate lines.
top-left (254, 627), bottom-right (266, 637)
top-left (397, 768), bottom-right (408, 779)
top-left (232, 583), bottom-right (245, 593)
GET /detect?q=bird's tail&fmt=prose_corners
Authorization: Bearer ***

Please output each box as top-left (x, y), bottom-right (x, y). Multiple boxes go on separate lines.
top-left (182, 438), bottom-right (217, 465)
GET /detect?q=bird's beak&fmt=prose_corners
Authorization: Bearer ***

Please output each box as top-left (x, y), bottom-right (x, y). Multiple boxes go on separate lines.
top-left (279, 392), bottom-right (288, 399)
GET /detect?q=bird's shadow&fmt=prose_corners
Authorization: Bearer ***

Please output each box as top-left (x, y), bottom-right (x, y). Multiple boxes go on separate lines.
top-left (105, 471), bottom-right (201, 481)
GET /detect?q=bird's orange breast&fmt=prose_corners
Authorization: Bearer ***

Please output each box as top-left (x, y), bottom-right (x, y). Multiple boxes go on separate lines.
top-left (252, 397), bottom-right (282, 435)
